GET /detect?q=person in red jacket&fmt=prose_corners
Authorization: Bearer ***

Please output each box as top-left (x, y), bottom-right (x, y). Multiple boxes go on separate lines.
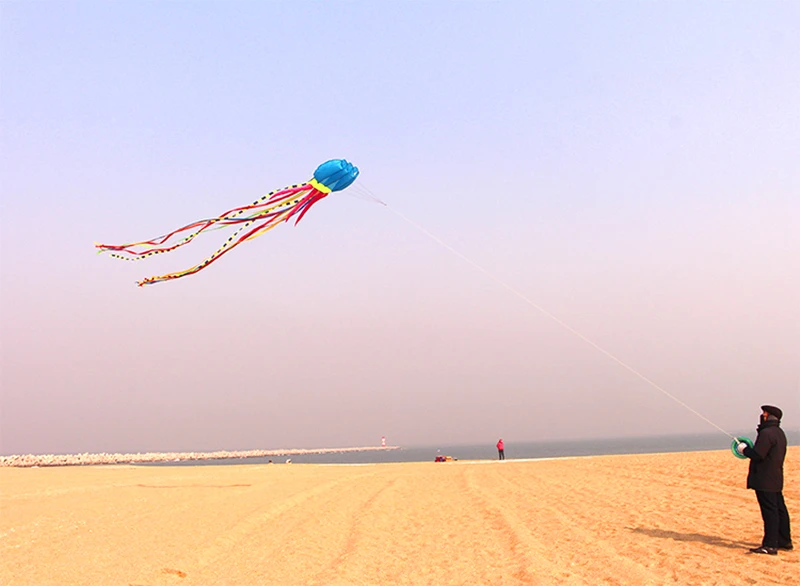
top-left (496, 439), bottom-right (505, 460)
top-left (736, 405), bottom-right (792, 555)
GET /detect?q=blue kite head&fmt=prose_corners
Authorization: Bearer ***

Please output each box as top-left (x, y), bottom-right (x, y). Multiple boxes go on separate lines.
top-left (313, 159), bottom-right (359, 192)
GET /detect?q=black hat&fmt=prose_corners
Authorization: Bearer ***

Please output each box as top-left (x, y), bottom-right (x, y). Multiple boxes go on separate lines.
top-left (761, 405), bottom-right (783, 420)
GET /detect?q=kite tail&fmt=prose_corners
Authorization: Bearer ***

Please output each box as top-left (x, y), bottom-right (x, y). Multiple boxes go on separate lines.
top-left (281, 177), bottom-right (332, 226)
top-left (137, 216), bottom-right (278, 286)
top-left (95, 184), bottom-right (316, 262)
top-left (136, 185), bottom-right (329, 286)
top-left (288, 190), bottom-right (329, 225)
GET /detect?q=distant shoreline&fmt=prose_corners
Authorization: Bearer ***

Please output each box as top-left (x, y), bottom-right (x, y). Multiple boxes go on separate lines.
top-left (0, 446), bottom-right (401, 468)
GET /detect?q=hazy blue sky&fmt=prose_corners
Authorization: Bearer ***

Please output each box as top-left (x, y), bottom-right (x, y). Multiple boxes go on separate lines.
top-left (1, 2), bottom-right (798, 455)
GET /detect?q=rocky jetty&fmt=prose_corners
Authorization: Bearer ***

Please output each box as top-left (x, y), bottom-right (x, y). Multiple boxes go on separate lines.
top-left (0, 446), bottom-right (400, 467)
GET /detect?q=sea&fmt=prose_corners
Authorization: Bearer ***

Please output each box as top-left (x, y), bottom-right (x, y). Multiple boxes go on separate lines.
top-left (140, 430), bottom-right (800, 467)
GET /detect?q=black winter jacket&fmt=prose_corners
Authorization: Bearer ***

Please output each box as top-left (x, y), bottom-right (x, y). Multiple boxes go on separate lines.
top-left (745, 419), bottom-right (787, 492)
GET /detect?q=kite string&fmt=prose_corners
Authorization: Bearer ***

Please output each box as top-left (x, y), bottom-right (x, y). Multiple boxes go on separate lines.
top-left (354, 183), bottom-right (738, 442)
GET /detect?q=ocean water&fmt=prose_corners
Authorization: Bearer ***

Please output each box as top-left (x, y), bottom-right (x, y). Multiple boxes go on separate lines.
top-left (140, 430), bottom-right (800, 467)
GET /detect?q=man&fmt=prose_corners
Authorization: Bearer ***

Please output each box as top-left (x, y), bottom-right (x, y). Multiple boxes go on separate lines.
top-left (736, 405), bottom-right (792, 554)
top-left (496, 438), bottom-right (505, 460)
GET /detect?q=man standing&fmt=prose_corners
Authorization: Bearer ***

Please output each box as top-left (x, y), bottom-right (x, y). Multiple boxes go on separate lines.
top-left (496, 438), bottom-right (505, 460)
top-left (736, 405), bottom-right (792, 554)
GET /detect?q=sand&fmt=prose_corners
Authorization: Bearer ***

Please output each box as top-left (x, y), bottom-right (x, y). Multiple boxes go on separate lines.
top-left (1, 448), bottom-right (797, 585)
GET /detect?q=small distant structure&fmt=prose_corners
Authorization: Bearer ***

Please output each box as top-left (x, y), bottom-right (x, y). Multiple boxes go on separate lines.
top-left (381, 436), bottom-right (386, 447)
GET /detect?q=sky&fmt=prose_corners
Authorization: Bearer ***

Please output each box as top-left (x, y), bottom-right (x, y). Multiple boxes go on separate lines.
top-left (1, 1), bottom-right (798, 455)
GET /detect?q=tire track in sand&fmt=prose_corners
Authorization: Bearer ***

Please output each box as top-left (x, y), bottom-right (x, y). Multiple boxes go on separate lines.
top-left (126, 469), bottom-right (378, 586)
top-left (308, 477), bottom-right (398, 585)
top-left (491, 467), bottom-right (668, 584)
top-left (462, 465), bottom-right (554, 585)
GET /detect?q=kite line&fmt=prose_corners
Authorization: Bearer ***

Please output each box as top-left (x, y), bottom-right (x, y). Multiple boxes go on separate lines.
top-left (349, 182), bottom-right (739, 443)
top-left (97, 157), bottom-right (740, 444)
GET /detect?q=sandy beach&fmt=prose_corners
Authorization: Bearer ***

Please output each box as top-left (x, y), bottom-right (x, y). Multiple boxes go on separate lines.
top-left (1, 448), bottom-right (796, 585)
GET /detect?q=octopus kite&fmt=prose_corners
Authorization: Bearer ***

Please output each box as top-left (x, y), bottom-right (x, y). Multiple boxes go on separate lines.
top-left (96, 159), bottom-right (359, 286)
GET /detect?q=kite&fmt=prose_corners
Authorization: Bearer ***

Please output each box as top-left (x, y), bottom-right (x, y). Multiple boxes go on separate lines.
top-left (96, 159), bottom-right (359, 286)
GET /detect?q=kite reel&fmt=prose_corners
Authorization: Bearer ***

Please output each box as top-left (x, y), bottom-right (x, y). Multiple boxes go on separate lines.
top-left (731, 436), bottom-right (754, 459)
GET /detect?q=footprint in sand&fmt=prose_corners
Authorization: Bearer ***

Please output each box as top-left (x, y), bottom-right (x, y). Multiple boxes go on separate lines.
top-left (162, 568), bottom-right (187, 578)
top-left (127, 568), bottom-right (187, 585)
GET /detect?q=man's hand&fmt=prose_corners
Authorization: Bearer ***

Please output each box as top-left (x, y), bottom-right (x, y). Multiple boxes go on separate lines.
top-left (736, 442), bottom-right (748, 455)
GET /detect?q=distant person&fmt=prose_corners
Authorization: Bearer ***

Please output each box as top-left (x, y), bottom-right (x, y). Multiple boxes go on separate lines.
top-left (496, 439), bottom-right (505, 460)
top-left (736, 405), bottom-right (792, 554)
